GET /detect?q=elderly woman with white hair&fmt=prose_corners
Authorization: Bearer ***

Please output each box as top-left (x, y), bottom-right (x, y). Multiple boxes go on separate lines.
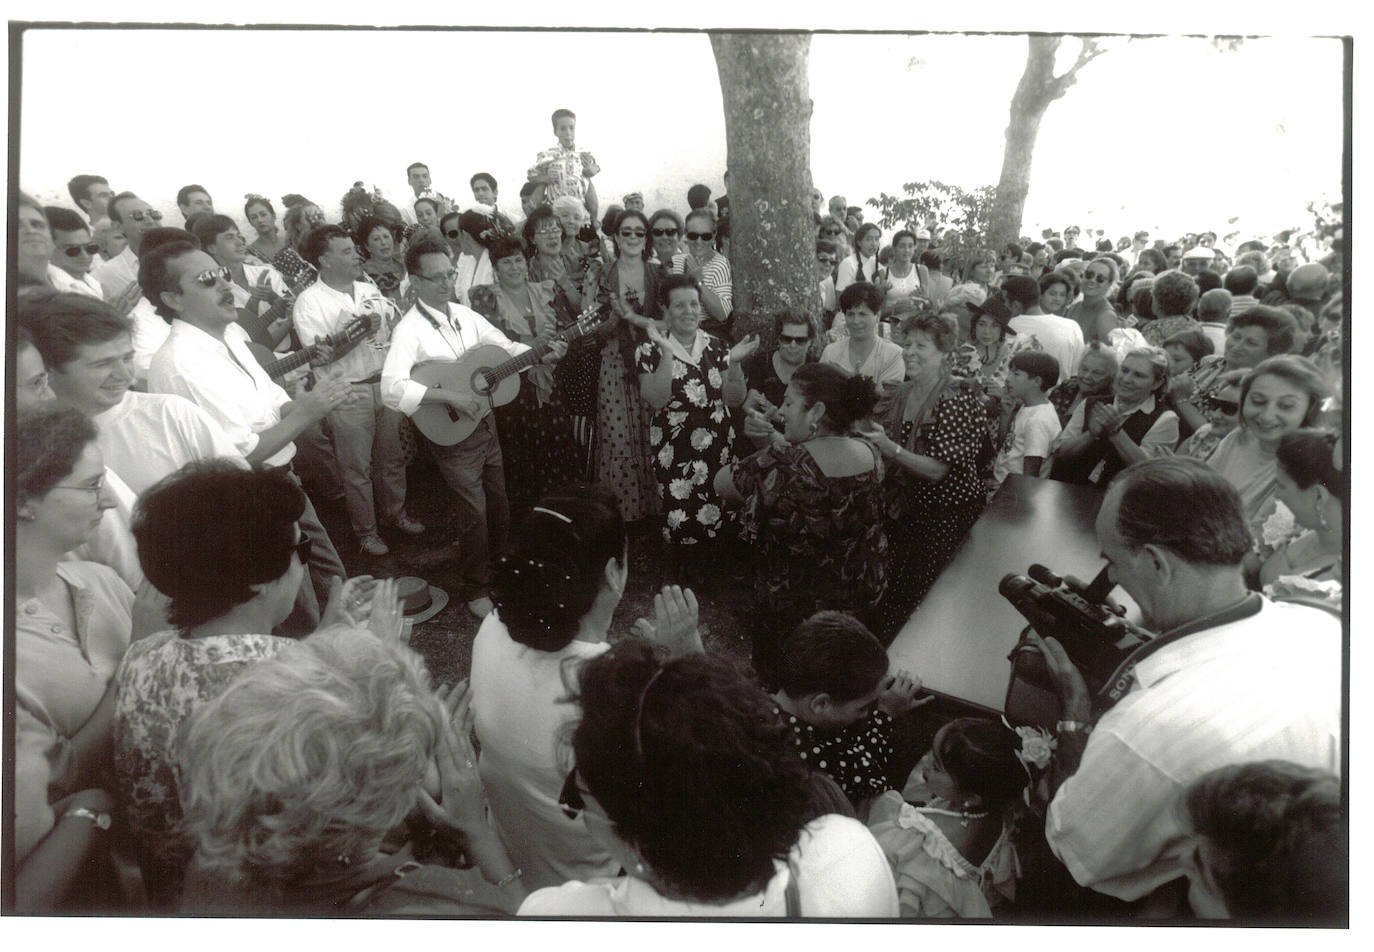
top-left (177, 627), bottom-right (527, 916)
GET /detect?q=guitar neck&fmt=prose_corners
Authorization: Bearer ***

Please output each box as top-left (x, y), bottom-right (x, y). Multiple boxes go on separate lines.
top-left (481, 311), bottom-right (600, 388)
top-left (263, 346), bottom-right (317, 380)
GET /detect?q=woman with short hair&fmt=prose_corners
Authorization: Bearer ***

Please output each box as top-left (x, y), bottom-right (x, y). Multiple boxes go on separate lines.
top-left (1047, 341), bottom-right (1118, 426)
top-left (1246, 429), bottom-right (1343, 607)
top-left (517, 640), bottom-right (899, 916)
top-left (178, 628), bottom-right (524, 915)
top-left (355, 215), bottom-right (408, 305)
top-left (1047, 347), bottom-right (1179, 486)
top-left (670, 208), bottom-right (733, 336)
top-left (1140, 268), bottom-right (1201, 347)
top-left (1170, 305), bottom-right (1299, 435)
top-left (1065, 256), bottom-right (1121, 345)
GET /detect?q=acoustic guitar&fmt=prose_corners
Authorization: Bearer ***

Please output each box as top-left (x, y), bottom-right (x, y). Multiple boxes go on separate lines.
top-left (409, 304), bottom-right (608, 446)
top-left (237, 267), bottom-right (315, 348)
top-left (247, 316), bottom-right (373, 382)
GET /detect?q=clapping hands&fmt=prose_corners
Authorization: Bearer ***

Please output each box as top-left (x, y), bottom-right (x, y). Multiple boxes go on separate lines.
top-left (632, 584), bottom-right (703, 657)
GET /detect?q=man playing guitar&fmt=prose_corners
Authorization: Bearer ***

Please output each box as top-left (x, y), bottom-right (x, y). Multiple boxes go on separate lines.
top-left (294, 225), bottom-right (422, 557)
top-left (382, 238), bottom-right (566, 619)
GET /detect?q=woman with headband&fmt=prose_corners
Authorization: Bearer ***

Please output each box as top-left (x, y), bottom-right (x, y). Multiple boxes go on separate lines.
top-left (470, 486), bottom-right (702, 892)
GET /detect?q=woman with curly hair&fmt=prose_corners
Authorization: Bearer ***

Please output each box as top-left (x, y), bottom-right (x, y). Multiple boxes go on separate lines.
top-left (272, 195), bottom-right (327, 285)
top-left (355, 215), bottom-right (408, 306)
top-left (517, 640), bottom-right (899, 916)
top-left (178, 628), bottom-right (525, 915)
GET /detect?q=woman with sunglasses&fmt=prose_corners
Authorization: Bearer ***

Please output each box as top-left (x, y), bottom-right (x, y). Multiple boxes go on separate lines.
top-left (1205, 355), bottom-right (1328, 541)
top-left (110, 462), bottom-right (393, 907)
top-left (835, 223), bottom-right (883, 294)
top-left (518, 639), bottom-right (899, 917)
top-left (244, 194), bottom-right (288, 264)
top-left (588, 208), bottom-right (666, 525)
top-left (818, 220), bottom-right (851, 260)
top-left (1047, 347), bottom-right (1178, 486)
top-left (649, 209), bottom-right (685, 269)
top-left (1065, 256), bottom-right (1121, 345)
top-left (669, 209), bottom-right (733, 336)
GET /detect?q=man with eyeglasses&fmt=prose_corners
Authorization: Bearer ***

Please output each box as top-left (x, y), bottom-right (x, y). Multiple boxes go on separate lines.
top-left (143, 238), bottom-right (354, 631)
top-left (293, 225), bottom-right (420, 557)
top-left (383, 239), bottom-right (557, 620)
top-left (44, 206), bottom-right (104, 298)
top-left (91, 193), bottom-right (178, 381)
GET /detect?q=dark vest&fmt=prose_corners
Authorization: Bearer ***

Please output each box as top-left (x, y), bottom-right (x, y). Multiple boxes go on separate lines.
top-left (1050, 397), bottom-right (1166, 486)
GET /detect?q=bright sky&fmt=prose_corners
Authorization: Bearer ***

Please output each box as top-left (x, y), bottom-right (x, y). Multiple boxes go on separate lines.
top-left (17, 28), bottom-right (1342, 247)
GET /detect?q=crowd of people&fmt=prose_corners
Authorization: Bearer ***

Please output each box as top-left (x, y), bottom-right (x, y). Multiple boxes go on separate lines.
top-left (10, 105), bottom-right (1347, 922)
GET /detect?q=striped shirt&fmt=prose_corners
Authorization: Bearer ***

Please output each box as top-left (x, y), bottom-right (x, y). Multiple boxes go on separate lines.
top-left (671, 252), bottom-right (733, 312)
top-left (1046, 599), bottom-right (1341, 913)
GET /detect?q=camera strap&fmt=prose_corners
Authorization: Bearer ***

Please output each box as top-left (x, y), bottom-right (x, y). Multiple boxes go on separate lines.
top-left (1096, 592), bottom-right (1263, 710)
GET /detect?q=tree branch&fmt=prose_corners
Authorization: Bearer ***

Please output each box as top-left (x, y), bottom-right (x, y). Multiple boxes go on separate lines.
top-left (1048, 36), bottom-right (1112, 97)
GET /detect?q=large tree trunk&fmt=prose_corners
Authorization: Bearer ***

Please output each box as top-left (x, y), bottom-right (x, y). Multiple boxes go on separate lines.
top-left (710, 32), bottom-right (818, 342)
top-left (988, 36), bottom-right (1106, 248)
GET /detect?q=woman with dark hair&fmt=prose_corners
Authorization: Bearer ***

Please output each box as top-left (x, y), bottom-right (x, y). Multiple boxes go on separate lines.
top-left (1048, 347), bottom-right (1178, 486)
top-left (1134, 247), bottom-right (1168, 275)
top-left (517, 640), bottom-right (899, 916)
top-left (821, 283), bottom-right (906, 385)
top-left (867, 718), bottom-right (1033, 917)
top-left (878, 230), bottom-right (922, 303)
top-left (178, 628), bottom-right (524, 915)
top-left (1065, 256), bottom-right (1121, 345)
top-left (670, 208), bottom-right (733, 336)
top-left (1139, 268), bottom-right (1201, 347)
top-left (857, 313), bottom-right (989, 638)
top-left (648, 208), bottom-right (684, 269)
top-left (524, 204), bottom-right (585, 311)
top-left (452, 209), bottom-right (498, 306)
top-left (355, 215), bottom-right (408, 305)
top-left (1206, 355), bottom-right (1328, 536)
top-left (835, 223), bottom-right (883, 293)
top-left (467, 236), bottom-right (578, 516)
top-left (244, 194), bottom-right (287, 263)
top-left (1035, 269), bottom-right (1074, 316)
top-left (1171, 305), bottom-right (1298, 436)
top-left (716, 364), bottom-right (889, 680)
top-left (14, 406), bottom-right (135, 912)
top-left (475, 488), bottom-right (701, 891)
top-left (637, 274), bottom-right (755, 575)
top-left (589, 208), bottom-right (665, 524)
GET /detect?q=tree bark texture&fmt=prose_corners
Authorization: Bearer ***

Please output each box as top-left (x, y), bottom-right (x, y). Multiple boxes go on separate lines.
top-left (710, 32), bottom-right (819, 342)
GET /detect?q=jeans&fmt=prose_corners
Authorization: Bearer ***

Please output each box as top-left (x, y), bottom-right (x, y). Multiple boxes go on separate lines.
top-left (428, 415), bottom-right (509, 601)
top-left (328, 383), bottom-right (407, 538)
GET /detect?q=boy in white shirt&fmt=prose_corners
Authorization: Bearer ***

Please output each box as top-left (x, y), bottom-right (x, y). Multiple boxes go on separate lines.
top-left (993, 351), bottom-right (1062, 484)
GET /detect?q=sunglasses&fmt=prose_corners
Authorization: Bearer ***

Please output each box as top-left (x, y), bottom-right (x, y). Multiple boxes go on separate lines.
top-left (1206, 396), bottom-right (1240, 415)
top-left (558, 766), bottom-right (586, 820)
top-left (821, 228), bottom-right (842, 236)
top-left (62, 243), bottom-right (102, 257)
top-left (294, 535), bottom-right (313, 566)
top-left (1083, 271), bottom-right (1111, 283)
top-left (651, 227), bottom-right (679, 238)
top-left (192, 266), bottom-right (233, 288)
top-left (779, 333), bottom-right (811, 344)
top-left (619, 228), bottom-right (646, 238)
top-left (128, 209), bottom-right (163, 223)
top-left (686, 231), bottom-right (714, 242)
top-left (816, 256), bottom-right (837, 267)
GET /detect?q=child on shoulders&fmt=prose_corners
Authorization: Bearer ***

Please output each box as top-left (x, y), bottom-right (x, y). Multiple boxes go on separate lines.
top-left (527, 107), bottom-right (599, 220)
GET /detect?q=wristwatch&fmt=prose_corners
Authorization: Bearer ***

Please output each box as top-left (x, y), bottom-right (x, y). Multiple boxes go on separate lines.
top-left (64, 807), bottom-right (112, 831)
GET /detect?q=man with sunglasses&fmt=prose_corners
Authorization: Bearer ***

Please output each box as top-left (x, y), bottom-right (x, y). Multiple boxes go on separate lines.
top-left (143, 239), bottom-right (354, 630)
top-left (44, 206), bottom-right (104, 298)
top-left (93, 192), bottom-right (162, 299)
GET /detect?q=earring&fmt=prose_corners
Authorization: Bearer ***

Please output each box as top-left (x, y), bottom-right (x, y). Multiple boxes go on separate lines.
top-left (808, 420), bottom-right (819, 439)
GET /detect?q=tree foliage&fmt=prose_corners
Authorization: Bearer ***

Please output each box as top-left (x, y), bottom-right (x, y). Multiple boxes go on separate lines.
top-left (868, 180), bottom-right (998, 266)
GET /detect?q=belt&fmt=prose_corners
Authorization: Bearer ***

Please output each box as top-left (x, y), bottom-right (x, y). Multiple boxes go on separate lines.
top-left (350, 373), bottom-right (382, 386)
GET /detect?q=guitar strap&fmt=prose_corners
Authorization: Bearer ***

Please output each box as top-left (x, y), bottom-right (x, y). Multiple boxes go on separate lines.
top-left (415, 300), bottom-right (467, 361)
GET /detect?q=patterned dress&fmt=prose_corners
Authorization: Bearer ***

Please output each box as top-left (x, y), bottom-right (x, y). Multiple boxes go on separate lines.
top-left (112, 630), bottom-right (294, 907)
top-left (635, 335), bottom-right (735, 545)
top-left (468, 282), bottom-right (582, 518)
top-left (776, 706), bottom-right (896, 804)
top-left (732, 442), bottom-right (888, 678)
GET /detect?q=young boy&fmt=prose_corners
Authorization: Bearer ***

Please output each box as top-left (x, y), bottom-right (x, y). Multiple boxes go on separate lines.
top-left (527, 108), bottom-right (599, 219)
top-left (771, 611), bottom-right (926, 806)
top-left (1161, 328), bottom-right (1214, 377)
top-left (993, 351), bottom-right (1062, 484)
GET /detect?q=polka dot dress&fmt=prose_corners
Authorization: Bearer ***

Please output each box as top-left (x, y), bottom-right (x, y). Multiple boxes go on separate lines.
top-left (775, 705), bottom-right (895, 803)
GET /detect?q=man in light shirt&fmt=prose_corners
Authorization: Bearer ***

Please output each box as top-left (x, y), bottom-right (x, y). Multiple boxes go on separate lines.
top-left (44, 206), bottom-right (104, 298)
top-left (141, 238), bottom-right (353, 629)
top-left (382, 239), bottom-right (565, 619)
top-left (175, 184), bottom-right (214, 226)
top-left (92, 193), bottom-right (172, 377)
top-left (67, 173), bottom-right (114, 227)
top-left (293, 225), bottom-right (420, 556)
top-left (193, 214), bottom-right (293, 349)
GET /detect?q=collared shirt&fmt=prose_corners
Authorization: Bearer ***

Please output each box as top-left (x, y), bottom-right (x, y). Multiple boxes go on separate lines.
top-left (93, 390), bottom-right (246, 497)
top-left (92, 244), bottom-right (138, 299)
top-left (820, 336), bottom-right (906, 387)
top-left (1047, 599), bottom-right (1341, 911)
top-left (835, 253), bottom-right (879, 293)
top-left (66, 466), bottom-right (145, 592)
top-left (47, 263), bottom-right (103, 298)
top-left (86, 245), bottom-right (167, 377)
top-left (292, 278), bottom-right (391, 382)
top-left (1054, 394), bottom-right (1178, 482)
top-left (1008, 312), bottom-right (1086, 382)
top-left (381, 300), bottom-right (530, 417)
top-left (147, 320), bottom-right (295, 466)
top-left (453, 251), bottom-right (492, 307)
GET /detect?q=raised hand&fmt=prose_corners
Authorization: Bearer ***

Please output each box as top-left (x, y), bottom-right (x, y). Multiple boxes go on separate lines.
top-left (110, 281), bottom-right (143, 318)
top-left (631, 584), bottom-right (703, 657)
top-left (728, 334), bottom-right (761, 364)
top-left (417, 680), bottom-right (488, 835)
top-left (366, 578), bottom-right (405, 641)
top-left (318, 574), bottom-right (378, 629)
top-left (300, 371), bottom-right (354, 417)
top-left (646, 323), bottom-right (674, 352)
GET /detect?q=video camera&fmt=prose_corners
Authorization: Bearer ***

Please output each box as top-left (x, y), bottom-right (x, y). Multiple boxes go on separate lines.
top-left (999, 564), bottom-right (1155, 727)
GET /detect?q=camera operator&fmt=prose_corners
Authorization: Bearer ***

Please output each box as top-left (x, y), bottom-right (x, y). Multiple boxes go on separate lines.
top-left (1029, 457), bottom-right (1341, 917)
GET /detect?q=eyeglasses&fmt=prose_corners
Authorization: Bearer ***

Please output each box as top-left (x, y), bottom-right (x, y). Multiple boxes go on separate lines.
top-left (558, 766), bottom-right (586, 820)
top-left (1083, 271), bottom-right (1111, 284)
top-left (534, 225), bottom-right (563, 236)
top-left (651, 227), bottom-right (679, 238)
top-left (779, 334), bottom-right (811, 344)
top-left (821, 228), bottom-right (842, 237)
top-left (419, 270), bottom-right (458, 283)
top-left (686, 231), bottom-right (714, 242)
top-left (61, 243), bottom-right (102, 257)
top-left (294, 535), bottom-right (313, 566)
top-left (192, 266), bottom-right (233, 288)
top-left (816, 256), bottom-right (837, 267)
top-left (127, 209), bottom-right (163, 223)
top-left (619, 228), bottom-right (646, 238)
top-left (53, 472), bottom-right (106, 496)
top-left (1206, 396), bottom-right (1240, 415)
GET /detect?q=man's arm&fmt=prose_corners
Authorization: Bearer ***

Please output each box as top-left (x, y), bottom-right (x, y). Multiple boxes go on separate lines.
top-left (1026, 631), bottom-right (1093, 797)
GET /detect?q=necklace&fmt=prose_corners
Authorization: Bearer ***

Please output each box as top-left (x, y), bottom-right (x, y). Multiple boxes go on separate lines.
top-left (917, 802), bottom-right (990, 828)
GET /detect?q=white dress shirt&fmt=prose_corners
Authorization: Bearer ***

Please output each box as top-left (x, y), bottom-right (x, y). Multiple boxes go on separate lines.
top-left (47, 264), bottom-right (103, 298)
top-left (146, 321), bottom-right (295, 467)
top-left (93, 390), bottom-right (246, 497)
top-left (292, 278), bottom-right (391, 383)
top-left (1008, 312), bottom-right (1087, 382)
top-left (86, 246), bottom-right (168, 377)
top-left (92, 245), bottom-right (138, 299)
top-left (382, 300), bottom-right (529, 417)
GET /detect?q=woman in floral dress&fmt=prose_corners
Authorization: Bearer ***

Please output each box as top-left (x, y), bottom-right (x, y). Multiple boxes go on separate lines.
top-left (636, 274), bottom-right (756, 575)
